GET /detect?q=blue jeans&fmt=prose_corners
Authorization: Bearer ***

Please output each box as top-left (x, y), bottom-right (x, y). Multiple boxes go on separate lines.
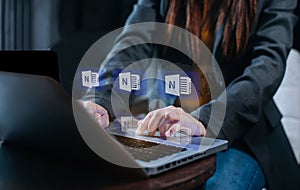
top-left (201, 148), bottom-right (265, 190)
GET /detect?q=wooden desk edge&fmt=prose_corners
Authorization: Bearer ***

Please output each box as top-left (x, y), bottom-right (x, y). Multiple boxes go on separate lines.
top-left (106, 154), bottom-right (216, 190)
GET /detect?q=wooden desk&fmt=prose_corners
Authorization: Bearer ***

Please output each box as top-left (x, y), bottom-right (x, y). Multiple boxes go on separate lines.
top-left (0, 145), bottom-right (216, 190)
top-left (106, 154), bottom-right (216, 190)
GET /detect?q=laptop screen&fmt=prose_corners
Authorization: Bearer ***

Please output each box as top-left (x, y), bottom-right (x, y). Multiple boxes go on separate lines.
top-left (0, 50), bottom-right (60, 82)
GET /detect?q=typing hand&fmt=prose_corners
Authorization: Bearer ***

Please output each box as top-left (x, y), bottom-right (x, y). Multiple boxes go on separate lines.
top-left (80, 100), bottom-right (110, 128)
top-left (136, 106), bottom-right (206, 138)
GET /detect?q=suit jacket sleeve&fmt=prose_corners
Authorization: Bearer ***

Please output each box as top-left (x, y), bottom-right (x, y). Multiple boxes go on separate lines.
top-left (191, 0), bottom-right (297, 145)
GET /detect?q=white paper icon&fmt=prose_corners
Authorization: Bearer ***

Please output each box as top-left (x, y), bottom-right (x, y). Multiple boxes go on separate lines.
top-left (165, 74), bottom-right (191, 96)
top-left (119, 72), bottom-right (140, 92)
top-left (131, 74), bottom-right (140, 91)
top-left (82, 70), bottom-right (99, 88)
top-left (179, 76), bottom-right (192, 95)
top-left (120, 116), bottom-right (139, 134)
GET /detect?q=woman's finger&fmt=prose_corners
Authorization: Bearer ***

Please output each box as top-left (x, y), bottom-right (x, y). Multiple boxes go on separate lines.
top-left (135, 111), bottom-right (154, 135)
top-left (147, 109), bottom-right (166, 134)
top-left (82, 100), bottom-right (110, 128)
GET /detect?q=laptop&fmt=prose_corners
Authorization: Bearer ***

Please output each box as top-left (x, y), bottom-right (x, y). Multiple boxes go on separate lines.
top-left (104, 123), bottom-right (227, 175)
top-left (0, 71), bottom-right (228, 178)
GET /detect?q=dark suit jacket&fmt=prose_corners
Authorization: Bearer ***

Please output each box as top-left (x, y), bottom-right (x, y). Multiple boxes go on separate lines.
top-left (293, 0), bottom-right (300, 51)
top-left (87, 0), bottom-right (300, 189)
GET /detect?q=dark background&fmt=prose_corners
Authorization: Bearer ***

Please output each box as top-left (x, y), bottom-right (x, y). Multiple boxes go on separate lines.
top-left (0, 0), bottom-right (137, 49)
top-left (51, 0), bottom-right (137, 94)
top-left (0, 0), bottom-right (137, 93)
top-left (0, 0), bottom-right (299, 94)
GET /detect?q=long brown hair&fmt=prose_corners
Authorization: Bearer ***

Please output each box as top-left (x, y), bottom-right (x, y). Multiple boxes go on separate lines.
top-left (165, 0), bottom-right (257, 59)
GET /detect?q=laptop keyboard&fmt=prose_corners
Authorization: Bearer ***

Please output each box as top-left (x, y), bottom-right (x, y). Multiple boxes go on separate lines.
top-left (114, 135), bottom-right (187, 162)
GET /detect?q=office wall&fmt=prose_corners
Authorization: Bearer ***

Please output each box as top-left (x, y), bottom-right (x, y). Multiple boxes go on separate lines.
top-left (57, 0), bottom-right (136, 38)
top-left (31, 0), bottom-right (60, 49)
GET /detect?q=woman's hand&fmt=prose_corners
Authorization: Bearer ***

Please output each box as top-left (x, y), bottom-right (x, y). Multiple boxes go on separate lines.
top-left (136, 106), bottom-right (206, 138)
top-left (80, 100), bottom-right (110, 128)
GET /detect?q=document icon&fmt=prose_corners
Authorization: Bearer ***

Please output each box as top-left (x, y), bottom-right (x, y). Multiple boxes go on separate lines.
top-left (120, 116), bottom-right (139, 134)
top-left (165, 74), bottom-right (191, 96)
top-left (82, 70), bottom-right (99, 88)
top-left (119, 72), bottom-right (140, 92)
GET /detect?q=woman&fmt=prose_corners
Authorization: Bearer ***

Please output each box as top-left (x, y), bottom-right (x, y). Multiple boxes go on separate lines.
top-left (83, 0), bottom-right (300, 189)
